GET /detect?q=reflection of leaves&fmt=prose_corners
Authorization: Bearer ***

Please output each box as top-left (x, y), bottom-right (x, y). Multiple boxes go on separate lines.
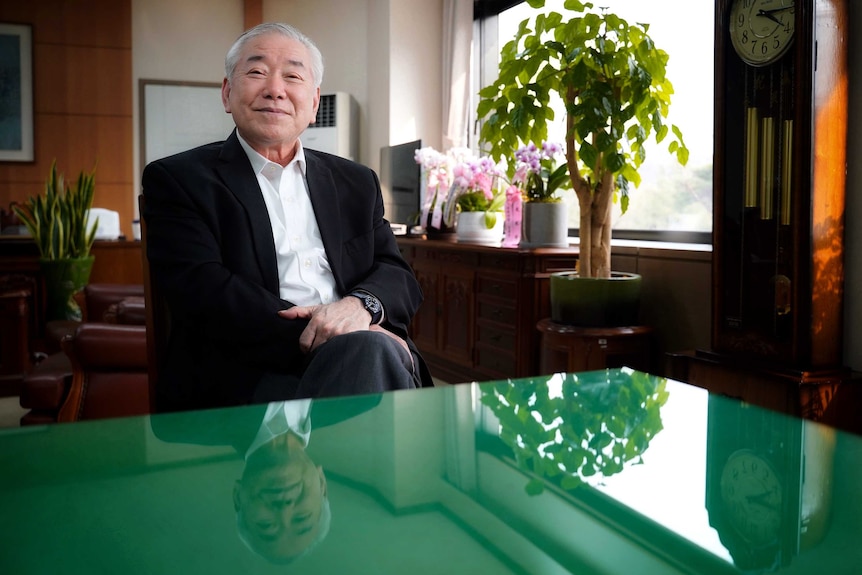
top-left (525, 478), bottom-right (545, 496)
top-left (480, 370), bottom-right (669, 495)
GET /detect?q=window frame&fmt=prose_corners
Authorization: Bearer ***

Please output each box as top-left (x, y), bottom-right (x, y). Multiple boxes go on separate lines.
top-left (470, 0), bottom-right (713, 246)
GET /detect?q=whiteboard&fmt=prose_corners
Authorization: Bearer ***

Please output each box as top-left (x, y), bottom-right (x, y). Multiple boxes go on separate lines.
top-left (140, 80), bottom-right (236, 166)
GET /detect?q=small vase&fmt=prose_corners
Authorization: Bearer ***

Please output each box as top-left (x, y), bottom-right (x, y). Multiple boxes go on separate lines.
top-left (456, 211), bottom-right (504, 245)
top-left (520, 201), bottom-right (569, 248)
top-left (40, 256), bottom-right (95, 321)
top-left (502, 189), bottom-right (523, 248)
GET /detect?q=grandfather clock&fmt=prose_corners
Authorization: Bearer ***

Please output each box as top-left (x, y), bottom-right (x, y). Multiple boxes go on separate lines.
top-left (686, 0), bottom-right (849, 417)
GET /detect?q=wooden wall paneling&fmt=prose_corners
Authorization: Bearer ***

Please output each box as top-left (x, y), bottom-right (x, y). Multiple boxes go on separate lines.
top-left (0, 0), bottom-right (130, 48)
top-left (638, 249), bottom-right (713, 365)
top-left (0, 0), bottom-right (133, 239)
top-left (28, 116), bottom-right (132, 181)
top-left (89, 241), bottom-right (143, 285)
top-left (36, 44), bottom-right (132, 116)
top-left (244, 0), bottom-right (263, 29)
top-left (59, 0), bottom-right (131, 48)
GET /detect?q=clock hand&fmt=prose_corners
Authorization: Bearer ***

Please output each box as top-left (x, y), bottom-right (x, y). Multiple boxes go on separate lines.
top-left (758, 11), bottom-right (783, 25)
top-left (745, 491), bottom-right (778, 509)
top-left (758, 5), bottom-right (794, 17)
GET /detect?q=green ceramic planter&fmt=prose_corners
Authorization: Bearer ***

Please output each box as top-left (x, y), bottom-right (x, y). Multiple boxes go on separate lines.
top-left (550, 271), bottom-right (642, 327)
top-left (40, 256), bottom-right (95, 321)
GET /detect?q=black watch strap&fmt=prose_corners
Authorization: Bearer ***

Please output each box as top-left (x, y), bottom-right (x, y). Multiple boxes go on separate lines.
top-left (348, 290), bottom-right (383, 325)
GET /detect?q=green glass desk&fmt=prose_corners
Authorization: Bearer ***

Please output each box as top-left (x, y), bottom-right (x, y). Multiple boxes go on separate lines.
top-left (1, 369), bottom-right (860, 574)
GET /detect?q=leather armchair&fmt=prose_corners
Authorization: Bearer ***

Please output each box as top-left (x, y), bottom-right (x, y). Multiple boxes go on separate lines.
top-left (57, 323), bottom-right (149, 422)
top-left (20, 283), bottom-right (147, 425)
top-left (44, 283), bottom-right (145, 353)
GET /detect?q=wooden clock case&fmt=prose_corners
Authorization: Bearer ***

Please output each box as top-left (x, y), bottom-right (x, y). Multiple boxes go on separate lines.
top-left (712, 0), bottom-right (848, 369)
top-left (679, 0), bottom-right (850, 418)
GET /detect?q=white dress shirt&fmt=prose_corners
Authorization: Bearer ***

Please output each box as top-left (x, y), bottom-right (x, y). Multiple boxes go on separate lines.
top-left (237, 134), bottom-right (338, 307)
top-left (245, 399), bottom-right (312, 458)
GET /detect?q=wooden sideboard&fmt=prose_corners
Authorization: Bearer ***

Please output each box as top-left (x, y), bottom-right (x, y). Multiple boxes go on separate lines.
top-left (397, 237), bottom-right (578, 383)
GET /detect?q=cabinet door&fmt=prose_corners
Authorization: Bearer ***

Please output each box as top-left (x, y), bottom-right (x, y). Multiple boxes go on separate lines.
top-left (439, 267), bottom-right (474, 367)
top-left (412, 267), bottom-right (439, 352)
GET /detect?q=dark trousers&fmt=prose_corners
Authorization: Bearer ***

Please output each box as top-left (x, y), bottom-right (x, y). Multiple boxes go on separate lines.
top-left (253, 331), bottom-right (419, 402)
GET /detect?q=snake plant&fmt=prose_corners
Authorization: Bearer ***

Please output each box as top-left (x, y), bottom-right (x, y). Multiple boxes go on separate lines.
top-left (13, 161), bottom-right (98, 260)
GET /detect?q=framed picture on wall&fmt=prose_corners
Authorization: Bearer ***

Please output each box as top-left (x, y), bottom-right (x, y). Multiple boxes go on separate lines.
top-left (0, 23), bottom-right (34, 162)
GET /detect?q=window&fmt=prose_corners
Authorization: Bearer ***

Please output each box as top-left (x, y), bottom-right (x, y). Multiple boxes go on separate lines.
top-left (473, 1), bottom-right (714, 242)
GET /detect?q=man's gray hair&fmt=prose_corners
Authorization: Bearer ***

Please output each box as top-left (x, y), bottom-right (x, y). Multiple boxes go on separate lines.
top-left (236, 495), bottom-right (331, 564)
top-left (224, 22), bottom-right (324, 88)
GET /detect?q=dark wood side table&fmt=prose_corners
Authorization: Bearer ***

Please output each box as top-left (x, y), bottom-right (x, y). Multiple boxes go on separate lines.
top-left (537, 318), bottom-right (654, 375)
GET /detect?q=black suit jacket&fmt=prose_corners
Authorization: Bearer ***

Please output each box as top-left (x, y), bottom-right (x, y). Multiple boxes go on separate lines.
top-left (141, 130), bottom-right (430, 411)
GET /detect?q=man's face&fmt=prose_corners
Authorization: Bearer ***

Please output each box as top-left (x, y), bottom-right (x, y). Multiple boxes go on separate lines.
top-left (234, 436), bottom-right (327, 561)
top-left (222, 32), bottom-right (320, 158)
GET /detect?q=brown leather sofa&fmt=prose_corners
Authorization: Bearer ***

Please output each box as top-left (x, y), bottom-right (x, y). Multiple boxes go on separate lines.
top-left (19, 284), bottom-right (149, 425)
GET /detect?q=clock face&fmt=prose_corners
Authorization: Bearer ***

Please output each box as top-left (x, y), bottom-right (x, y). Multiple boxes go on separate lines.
top-left (720, 449), bottom-right (783, 546)
top-left (729, 0), bottom-right (796, 67)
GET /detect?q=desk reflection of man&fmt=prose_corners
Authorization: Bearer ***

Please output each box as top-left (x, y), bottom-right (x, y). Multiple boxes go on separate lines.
top-left (234, 399), bottom-right (329, 563)
top-left (151, 394), bottom-right (381, 565)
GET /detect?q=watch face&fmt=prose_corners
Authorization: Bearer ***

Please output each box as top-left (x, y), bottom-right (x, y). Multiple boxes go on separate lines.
top-left (364, 295), bottom-right (381, 315)
top-left (729, 0), bottom-right (796, 67)
top-left (720, 449), bottom-right (783, 546)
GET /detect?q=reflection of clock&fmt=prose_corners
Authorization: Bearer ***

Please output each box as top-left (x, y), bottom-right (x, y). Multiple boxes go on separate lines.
top-left (705, 395), bottom-right (836, 571)
top-left (720, 449), bottom-right (782, 546)
top-left (729, 0), bottom-right (795, 67)
top-left (711, 0), bottom-right (848, 369)
top-left (706, 396), bottom-right (801, 570)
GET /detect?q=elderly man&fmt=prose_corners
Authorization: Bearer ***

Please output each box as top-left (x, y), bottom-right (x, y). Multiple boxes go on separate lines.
top-left (142, 23), bottom-right (431, 411)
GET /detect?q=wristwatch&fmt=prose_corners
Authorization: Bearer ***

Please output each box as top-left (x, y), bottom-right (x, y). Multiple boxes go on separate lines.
top-left (348, 290), bottom-right (383, 325)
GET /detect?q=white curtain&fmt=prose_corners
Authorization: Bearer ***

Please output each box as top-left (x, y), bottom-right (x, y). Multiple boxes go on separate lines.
top-left (441, 0), bottom-right (473, 150)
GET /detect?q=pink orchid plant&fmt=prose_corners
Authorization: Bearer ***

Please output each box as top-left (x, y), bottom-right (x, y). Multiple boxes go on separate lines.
top-left (415, 146), bottom-right (506, 230)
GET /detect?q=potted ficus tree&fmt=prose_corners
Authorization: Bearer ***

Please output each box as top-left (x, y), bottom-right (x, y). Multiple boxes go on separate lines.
top-left (13, 161), bottom-right (98, 321)
top-left (477, 0), bottom-right (689, 325)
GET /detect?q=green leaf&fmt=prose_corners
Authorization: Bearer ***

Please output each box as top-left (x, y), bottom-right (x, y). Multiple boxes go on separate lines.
top-left (563, 0), bottom-right (587, 11)
top-left (525, 478), bottom-right (545, 496)
top-left (605, 152), bottom-right (626, 173)
top-left (595, 130), bottom-right (615, 153)
top-left (579, 142), bottom-right (597, 171)
top-left (560, 474), bottom-right (583, 491)
top-left (620, 193), bottom-right (630, 214)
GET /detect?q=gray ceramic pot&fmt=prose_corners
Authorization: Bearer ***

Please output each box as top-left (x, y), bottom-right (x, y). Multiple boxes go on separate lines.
top-left (519, 201), bottom-right (568, 248)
